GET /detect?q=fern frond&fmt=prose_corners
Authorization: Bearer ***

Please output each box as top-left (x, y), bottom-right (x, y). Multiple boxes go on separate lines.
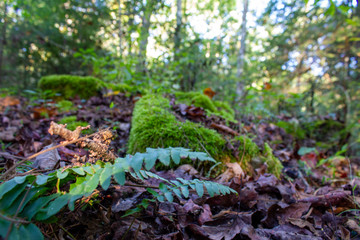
top-left (0, 148), bottom-right (231, 239)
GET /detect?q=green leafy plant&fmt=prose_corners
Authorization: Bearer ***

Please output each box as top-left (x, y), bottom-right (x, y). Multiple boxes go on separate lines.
top-left (0, 147), bottom-right (236, 239)
top-left (56, 100), bottom-right (76, 113)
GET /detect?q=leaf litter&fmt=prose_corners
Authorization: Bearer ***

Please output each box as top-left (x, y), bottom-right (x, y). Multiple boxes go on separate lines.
top-left (0, 93), bottom-right (359, 239)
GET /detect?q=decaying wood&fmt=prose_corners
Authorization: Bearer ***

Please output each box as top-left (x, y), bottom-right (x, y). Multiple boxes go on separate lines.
top-left (49, 121), bottom-right (116, 162)
top-left (210, 123), bottom-right (239, 136)
top-left (48, 121), bottom-right (90, 141)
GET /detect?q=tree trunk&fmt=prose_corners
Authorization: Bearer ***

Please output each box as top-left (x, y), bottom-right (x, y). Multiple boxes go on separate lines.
top-left (118, 0), bottom-right (123, 57)
top-left (0, 1), bottom-right (8, 85)
top-left (236, 0), bottom-right (249, 104)
top-left (174, 0), bottom-right (182, 56)
top-left (137, 1), bottom-right (154, 75)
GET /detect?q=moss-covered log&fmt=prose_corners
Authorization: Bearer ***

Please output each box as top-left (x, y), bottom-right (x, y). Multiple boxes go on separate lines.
top-left (127, 95), bottom-right (232, 162)
top-left (128, 94), bottom-right (283, 178)
top-left (38, 75), bottom-right (106, 99)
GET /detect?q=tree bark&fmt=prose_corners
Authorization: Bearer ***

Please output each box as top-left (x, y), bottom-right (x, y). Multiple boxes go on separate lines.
top-left (137, 1), bottom-right (154, 75)
top-left (118, 0), bottom-right (123, 57)
top-left (174, 0), bottom-right (182, 56)
top-left (236, 0), bottom-right (249, 104)
top-left (0, 1), bottom-right (8, 85)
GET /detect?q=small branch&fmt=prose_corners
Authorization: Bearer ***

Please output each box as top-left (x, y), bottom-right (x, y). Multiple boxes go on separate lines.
top-left (0, 214), bottom-right (30, 224)
top-left (57, 223), bottom-right (77, 240)
top-left (125, 183), bottom-right (159, 189)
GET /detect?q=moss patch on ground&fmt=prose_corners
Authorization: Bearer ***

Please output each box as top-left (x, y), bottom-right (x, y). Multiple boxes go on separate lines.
top-left (106, 83), bottom-right (134, 93)
top-left (127, 94), bottom-right (231, 162)
top-left (174, 91), bottom-right (236, 122)
top-left (234, 135), bottom-right (283, 178)
top-left (262, 143), bottom-right (283, 178)
top-left (58, 116), bottom-right (93, 135)
top-left (38, 75), bottom-right (106, 99)
top-left (235, 135), bottom-right (260, 173)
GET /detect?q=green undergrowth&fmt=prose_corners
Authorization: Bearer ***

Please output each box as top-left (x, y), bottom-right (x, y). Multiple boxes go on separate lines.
top-left (236, 135), bottom-right (260, 173)
top-left (106, 83), bottom-right (135, 93)
top-left (235, 136), bottom-right (283, 178)
top-left (56, 100), bottom-right (76, 113)
top-left (38, 75), bottom-right (106, 99)
top-left (262, 143), bottom-right (283, 178)
top-left (0, 148), bottom-right (236, 239)
top-left (58, 116), bottom-right (93, 134)
top-left (127, 95), bottom-right (232, 164)
top-left (276, 118), bottom-right (348, 153)
top-left (128, 94), bottom-right (283, 177)
top-left (174, 91), bottom-right (236, 122)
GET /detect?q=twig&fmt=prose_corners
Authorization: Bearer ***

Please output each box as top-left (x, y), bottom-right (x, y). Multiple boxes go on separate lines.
top-left (0, 152), bottom-right (26, 160)
top-left (0, 131), bottom-right (105, 181)
top-left (125, 183), bottom-right (159, 189)
top-left (121, 217), bottom-right (136, 240)
top-left (239, 135), bottom-right (246, 164)
top-left (57, 223), bottom-right (77, 240)
top-left (0, 214), bottom-right (30, 224)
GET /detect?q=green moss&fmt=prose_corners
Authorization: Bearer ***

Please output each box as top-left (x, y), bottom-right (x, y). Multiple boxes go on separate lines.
top-left (214, 101), bottom-right (235, 118)
top-left (191, 94), bottom-right (217, 112)
top-left (106, 83), bottom-right (134, 93)
top-left (57, 100), bottom-right (76, 113)
top-left (174, 91), bottom-right (236, 122)
top-left (234, 136), bottom-right (283, 178)
top-left (261, 143), bottom-right (283, 179)
top-left (38, 75), bottom-right (106, 99)
top-left (174, 91), bottom-right (200, 104)
top-left (235, 135), bottom-right (260, 173)
top-left (58, 116), bottom-right (93, 134)
top-left (127, 94), bottom-right (230, 162)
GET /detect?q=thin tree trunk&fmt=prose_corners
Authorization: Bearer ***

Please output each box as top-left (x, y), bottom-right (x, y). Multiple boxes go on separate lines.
top-left (175, 0), bottom-right (185, 89)
top-left (137, 1), bottom-right (153, 75)
top-left (236, 0), bottom-right (249, 104)
top-left (174, 0), bottom-right (182, 56)
top-left (0, 1), bottom-right (8, 85)
top-left (118, 0), bottom-right (123, 57)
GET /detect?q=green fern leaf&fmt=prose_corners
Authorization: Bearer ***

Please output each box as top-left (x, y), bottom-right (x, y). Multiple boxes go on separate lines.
top-left (158, 149), bottom-right (171, 166)
top-left (71, 167), bottom-right (85, 175)
top-left (36, 175), bottom-right (52, 185)
top-left (0, 179), bottom-right (20, 200)
top-left (14, 176), bottom-right (28, 184)
top-left (56, 170), bottom-right (69, 179)
top-left (194, 180), bottom-right (204, 197)
top-left (100, 163), bottom-right (112, 190)
top-left (144, 151), bottom-right (158, 170)
top-left (131, 153), bottom-right (144, 172)
top-left (20, 194), bottom-right (59, 220)
top-left (84, 169), bottom-right (101, 193)
top-left (170, 148), bottom-right (181, 164)
top-left (0, 182), bottom-right (27, 210)
top-left (46, 194), bottom-right (71, 217)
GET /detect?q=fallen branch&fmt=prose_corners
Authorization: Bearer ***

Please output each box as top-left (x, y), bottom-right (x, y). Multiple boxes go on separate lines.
top-left (49, 122), bottom-right (116, 161)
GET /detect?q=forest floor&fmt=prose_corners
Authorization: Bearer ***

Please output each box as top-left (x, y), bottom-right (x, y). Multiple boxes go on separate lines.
top-left (1, 93), bottom-right (360, 240)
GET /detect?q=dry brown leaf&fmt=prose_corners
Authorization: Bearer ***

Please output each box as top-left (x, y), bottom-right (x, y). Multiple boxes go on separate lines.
top-left (217, 162), bottom-right (244, 183)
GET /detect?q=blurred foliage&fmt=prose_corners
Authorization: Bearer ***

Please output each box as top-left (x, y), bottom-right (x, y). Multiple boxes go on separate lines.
top-left (38, 75), bottom-right (105, 99)
top-left (0, 0), bottom-right (359, 156)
